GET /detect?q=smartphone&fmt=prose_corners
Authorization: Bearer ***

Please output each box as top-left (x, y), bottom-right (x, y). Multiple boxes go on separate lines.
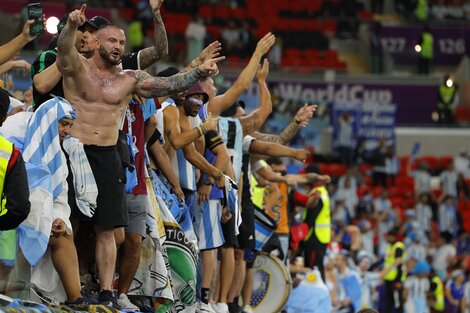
top-left (27, 3), bottom-right (44, 36)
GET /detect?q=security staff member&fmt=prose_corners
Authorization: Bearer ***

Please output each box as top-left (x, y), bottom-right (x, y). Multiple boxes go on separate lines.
top-left (383, 227), bottom-right (406, 313)
top-left (437, 75), bottom-right (458, 124)
top-left (0, 89), bottom-right (31, 230)
top-left (417, 24), bottom-right (433, 75)
top-left (301, 164), bottom-right (331, 280)
top-left (428, 272), bottom-right (445, 313)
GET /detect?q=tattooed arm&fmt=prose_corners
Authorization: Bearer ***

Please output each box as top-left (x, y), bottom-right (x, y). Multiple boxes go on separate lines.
top-left (138, 0), bottom-right (168, 70)
top-left (134, 56), bottom-right (223, 98)
top-left (57, 5), bottom-right (86, 75)
top-left (239, 60), bottom-right (272, 135)
top-left (253, 104), bottom-right (318, 144)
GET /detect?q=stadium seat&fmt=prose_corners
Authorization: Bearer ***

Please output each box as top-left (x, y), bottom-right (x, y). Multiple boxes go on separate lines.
top-left (395, 176), bottom-right (414, 188)
top-left (437, 156), bottom-right (453, 170)
top-left (198, 5), bottom-right (214, 20)
top-left (390, 197), bottom-right (405, 209)
top-left (454, 107), bottom-right (470, 124)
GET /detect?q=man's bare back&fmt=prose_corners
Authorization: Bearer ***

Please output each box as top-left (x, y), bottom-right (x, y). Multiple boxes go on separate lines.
top-left (57, 5), bottom-right (222, 146)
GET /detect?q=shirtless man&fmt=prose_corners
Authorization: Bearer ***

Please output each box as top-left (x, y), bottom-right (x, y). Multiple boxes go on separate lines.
top-left (56, 5), bottom-right (222, 307)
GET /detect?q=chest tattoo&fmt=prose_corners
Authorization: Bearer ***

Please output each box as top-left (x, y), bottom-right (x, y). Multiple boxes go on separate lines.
top-left (92, 70), bottom-right (122, 87)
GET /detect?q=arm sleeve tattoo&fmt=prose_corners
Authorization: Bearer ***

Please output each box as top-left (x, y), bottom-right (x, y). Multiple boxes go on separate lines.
top-left (135, 67), bottom-right (205, 98)
top-left (138, 11), bottom-right (168, 70)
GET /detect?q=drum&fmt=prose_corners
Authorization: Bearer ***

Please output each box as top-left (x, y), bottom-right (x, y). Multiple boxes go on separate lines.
top-left (249, 252), bottom-right (291, 312)
top-left (254, 208), bottom-right (277, 251)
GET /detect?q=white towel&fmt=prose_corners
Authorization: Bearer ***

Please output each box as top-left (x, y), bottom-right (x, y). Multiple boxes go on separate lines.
top-left (62, 137), bottom-right (97, 218)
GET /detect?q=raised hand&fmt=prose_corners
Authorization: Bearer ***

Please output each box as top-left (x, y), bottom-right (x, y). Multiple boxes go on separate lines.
top-left (203, 112), bottom-right (219, 131)
top-left (294, 104), bottom-right (317, 128)
top-left (197, 41), bottom-right (222, 64)
top-left (294, 149), bottom-right (309, 162)
top-left (67, 4), bottom-right (87, 29)
top-left (255, 32), bottom-right (276, 56)
top-left (198, 56), bottom-right (225, 76)
top-left (306, 189), bottom-right (321, 208)
top-left (21, 20), bottom-right (39, 42)
top-left (149, 0), bottom-right (164, 11)
top-left (257, 58), bottom-right (270, 82)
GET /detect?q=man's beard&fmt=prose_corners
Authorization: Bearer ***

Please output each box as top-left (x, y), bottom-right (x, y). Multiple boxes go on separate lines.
top-left (99, 47), bottom-right (121, 65)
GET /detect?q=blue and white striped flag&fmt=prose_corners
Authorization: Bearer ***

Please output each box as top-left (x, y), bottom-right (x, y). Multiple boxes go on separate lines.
top-left (19, 97), bottom-right (75, 266)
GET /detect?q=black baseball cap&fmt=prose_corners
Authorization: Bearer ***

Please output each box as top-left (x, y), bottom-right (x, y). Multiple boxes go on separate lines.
top-left (57, 13), bottom-right (69, 33)
top-left (220, 100), bottom-right (245, 117)
top-left (78, 16), bottom-right (110, 31)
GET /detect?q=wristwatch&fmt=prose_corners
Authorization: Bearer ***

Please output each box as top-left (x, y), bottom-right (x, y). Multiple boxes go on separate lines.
top-left (204, 179), bottom-right (212, 186)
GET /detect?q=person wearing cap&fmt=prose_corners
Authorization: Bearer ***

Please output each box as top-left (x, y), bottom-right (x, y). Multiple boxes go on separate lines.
top-left (383, 226), bottom-right (406, 313)
top-left (30, 12), bottom-right (100, 110)
top-left (32, 0), bottom-right (168, 110)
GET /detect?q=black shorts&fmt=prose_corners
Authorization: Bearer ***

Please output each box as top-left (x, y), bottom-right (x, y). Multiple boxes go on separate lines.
top-left (69, 144), bottom-right (128, 227)
top-left (221, 213), bottom-right (238, 247)
top-left (237, 200), bottom-right (255, 250)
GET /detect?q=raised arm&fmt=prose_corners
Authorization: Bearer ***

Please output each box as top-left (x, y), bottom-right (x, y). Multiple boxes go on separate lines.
top-left (249, 140), bottom-right (308, 162)
top-left (134, 56), bottom-right (224, 98)
top-left (239, 59), bottom-right (272, 135)
top-left (56, 5), bottom-right (87, 75)
top-left (0, 20), bottom-right (37, 65)
top-left (254, 104), bottom-right (317, 144)
top-left (183, 41), bottom-right (222, 72)
top-left (138, 0), bottom-right (168, 70)
top-left (207, 33), bottom-right (275, 117)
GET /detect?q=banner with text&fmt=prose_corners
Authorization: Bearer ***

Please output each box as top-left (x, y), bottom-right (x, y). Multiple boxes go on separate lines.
top-left (379, 26), bottom-right (468, 66)
top-left (331, 101), bottom-right (397, 150)
top-left (234, 79), bottom-right (438, 125)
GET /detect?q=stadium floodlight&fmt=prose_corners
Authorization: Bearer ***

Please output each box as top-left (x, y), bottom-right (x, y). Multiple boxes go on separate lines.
top-left (46, 16), bottom-right (60, 34)
top-left (446, 78), bottom-right (453, 88)
top-left (414, 45), bottom-right (421, 53)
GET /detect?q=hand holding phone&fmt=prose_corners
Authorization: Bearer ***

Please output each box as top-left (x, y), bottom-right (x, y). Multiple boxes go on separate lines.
top-left (27, 3), bottom-right (44, 36)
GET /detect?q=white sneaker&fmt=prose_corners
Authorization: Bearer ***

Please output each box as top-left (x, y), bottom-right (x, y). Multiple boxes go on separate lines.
top-left (212, 302), bottom-right (229, 313)
top-left (197, 301), bottom-right (216, 313)
top-left (117, 293), bottom-right (140, 311)
top-left (242, 305), bottom-right (254, 313)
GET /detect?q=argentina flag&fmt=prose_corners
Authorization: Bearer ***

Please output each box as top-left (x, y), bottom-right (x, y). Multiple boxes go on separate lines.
top-left (20, 97), bottom-right (75, 266)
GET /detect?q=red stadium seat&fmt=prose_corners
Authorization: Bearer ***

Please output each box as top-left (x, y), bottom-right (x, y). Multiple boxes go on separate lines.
top-left (198, 6), bottom-right (214, 20)
top-left (390, 197), bottom-right (405, 209)
top-left (454, 107), bottom-right (470, 124)
top-left (437, 156), bottom-right (453, 170)
top-left (395, 176), bottom-right (414, 188)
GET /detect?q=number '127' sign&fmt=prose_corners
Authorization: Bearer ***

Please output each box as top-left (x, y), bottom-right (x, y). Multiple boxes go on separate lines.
top-left (378, 26), bottom-right (468, 66)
